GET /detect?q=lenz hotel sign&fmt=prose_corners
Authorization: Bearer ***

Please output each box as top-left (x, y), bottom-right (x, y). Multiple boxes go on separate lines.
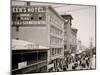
top-left (12, 6), bottom-right (46, 26)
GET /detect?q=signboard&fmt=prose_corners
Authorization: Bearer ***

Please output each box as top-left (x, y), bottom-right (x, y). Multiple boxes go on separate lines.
top-left (48, 63), bottom-right (54, 69)
top-left (12, 7), bottom-right (46, 13)
top-left (18, 61), bottom-right (27, 69)
top-left (12, 6), bottom-right (46, 25)
top-left (26, 44), bottom-right (39, 49)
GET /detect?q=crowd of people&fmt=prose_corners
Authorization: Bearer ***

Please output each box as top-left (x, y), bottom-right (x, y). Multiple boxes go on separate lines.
top-left (63, 48), bottom-right (96, 71)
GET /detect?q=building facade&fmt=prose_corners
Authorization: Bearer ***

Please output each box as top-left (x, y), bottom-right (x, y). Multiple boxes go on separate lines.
top-left (71, 28), bottom-right (78, 53)
top-left (61, 15), bottom-right (73, 55)
top-left (77, 39), bottom-right (82, 53)
top-left (61, 15), bottom-right (78, 65)
top-left (12, 1), bottom-right (65, 72)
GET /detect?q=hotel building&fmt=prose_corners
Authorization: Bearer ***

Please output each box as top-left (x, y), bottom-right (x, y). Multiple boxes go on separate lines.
top-left (12, 1), bottom-right (65, 72)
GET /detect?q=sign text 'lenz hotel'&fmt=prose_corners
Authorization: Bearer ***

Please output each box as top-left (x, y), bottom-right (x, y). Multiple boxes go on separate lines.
top-left (12, 5), bottom-right (47, 25)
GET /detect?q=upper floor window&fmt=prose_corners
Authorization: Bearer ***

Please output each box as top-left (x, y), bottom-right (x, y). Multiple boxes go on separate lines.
top-left (64, 45), bottom-right (67, 49)
top-left (52, 48), bottom-right (54, 56)
top-left (38, 14), bottom-right (42, 20)
top-left (17, 17), bottom-right (20, 20)
top-left (31, 17), bottom-right (34, 20)
top-left (16, 26), bottom-right (19, 32)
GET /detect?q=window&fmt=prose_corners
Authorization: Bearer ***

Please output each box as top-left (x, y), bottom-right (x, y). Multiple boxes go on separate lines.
top-left (64, 45), bottom-right (67, 49)
top-left (39, 17), bottom-right (42, 20)
top-left (16, 26), bottom-right (19, 32)
top-left (57, 48), bottom-right (59, 54)
top-left (38, 14), bottom-right (42, 20)
top-left (55, 48), bottom-right (56, 55)
top-left (52, 48), bottom-right (54, 56)
top-left (50, 16), bottom-right (52, 22)
top-left (27, 2), bottom-right (30, 6)
top-left (16, 38), bottom-right (19, 40)
top-left (50, 48), bottom-right (52, 56)
top-left (31, 17), bottom-right (34, 20)
top-left (58, 48), bottom-right (60, 54)
top-left (60, 48), bottom-right (62, 54)
top-left (17, 17), bottom-right (20, 20)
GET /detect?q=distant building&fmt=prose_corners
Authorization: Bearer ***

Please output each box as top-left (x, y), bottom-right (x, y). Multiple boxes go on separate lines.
top-left (61, 14), bottom-right (73, 55)
top-left (81, 45), bottom-right (87, 52)
top-left (77, 39), bottom-right (82, 53)
top-left (12, 39), bottom-right (49, 74)
top-left (12, 1), bottom-right (65, 72)
top-left (71, 28), bottom-right (78, 53)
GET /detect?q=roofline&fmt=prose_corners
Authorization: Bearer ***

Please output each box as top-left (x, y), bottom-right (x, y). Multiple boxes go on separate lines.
top-left (12, 4), bottom-right (51, 7)
top-left (61, 14), bottom-right (73, 20)
top-left (48, 6), bottom-right (66, 22)
top-left (71, 28), bottom-right (78, 33)
top-left (71, 27), bottom-right (78, 30)
top-left (12, 1), bottom-right (66, 22)
top-left (72, 28), bottom-right (78, 31)
top-left (12, 48), bottom-right (49, 50)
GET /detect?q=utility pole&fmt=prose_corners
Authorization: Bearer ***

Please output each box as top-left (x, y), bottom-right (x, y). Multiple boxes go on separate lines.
top-left (90, 37), bottom-right (93, 49)
top-left (89, 37), bottom-right (93, 69)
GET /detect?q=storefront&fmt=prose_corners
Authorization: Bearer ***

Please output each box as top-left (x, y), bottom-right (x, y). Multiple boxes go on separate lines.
top-left (12, 39), bottom-right (49, 74)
